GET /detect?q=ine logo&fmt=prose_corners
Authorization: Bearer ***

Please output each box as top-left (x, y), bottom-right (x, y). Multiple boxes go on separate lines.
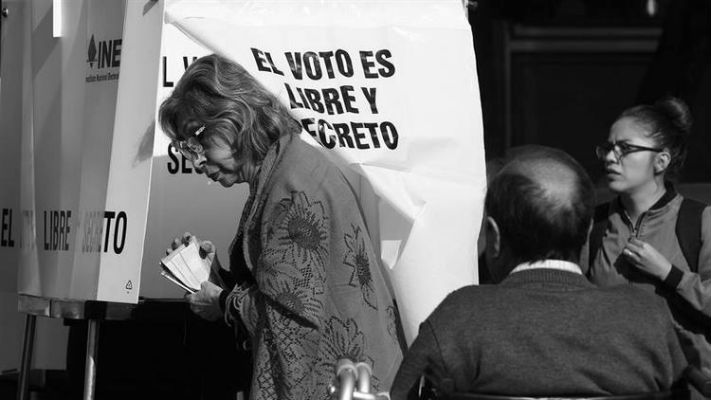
top-left (87, 34), bottom-right (122, 69)
top-left (87, 35), bottom-right (97, 68)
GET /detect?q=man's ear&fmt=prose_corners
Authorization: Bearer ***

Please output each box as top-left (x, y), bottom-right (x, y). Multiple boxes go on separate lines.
top-left (654, 151), bottom-right (671, 175)
top-left (486, 216), bottom-right (501, 259)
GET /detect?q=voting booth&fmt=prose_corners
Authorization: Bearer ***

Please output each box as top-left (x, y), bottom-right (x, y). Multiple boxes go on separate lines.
top-left (1, 0), bottom-right (484, 396)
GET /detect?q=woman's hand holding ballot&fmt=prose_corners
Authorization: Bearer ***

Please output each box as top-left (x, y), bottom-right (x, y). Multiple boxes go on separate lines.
top-left (166, 232), bottom-right (226, 321)
top-left (186, 281), bottom-right (224, 321)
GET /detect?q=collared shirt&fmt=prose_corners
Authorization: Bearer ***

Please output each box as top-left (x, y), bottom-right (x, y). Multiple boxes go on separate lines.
top-left (510, 259), bottom-right (583, 275)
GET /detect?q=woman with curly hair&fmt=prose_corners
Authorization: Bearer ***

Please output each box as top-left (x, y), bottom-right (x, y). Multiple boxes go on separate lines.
top-left (160, 54), bottom-right (403, 400)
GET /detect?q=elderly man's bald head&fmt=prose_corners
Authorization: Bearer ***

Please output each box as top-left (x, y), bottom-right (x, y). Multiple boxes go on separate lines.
top-left (503, 154), bottom-right (581, 212)
top-left (485, 146), bottom-right (594, 268)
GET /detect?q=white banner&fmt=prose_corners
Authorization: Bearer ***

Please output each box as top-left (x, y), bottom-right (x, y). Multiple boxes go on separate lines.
top-left (163, 0), bottom-right (486, 342)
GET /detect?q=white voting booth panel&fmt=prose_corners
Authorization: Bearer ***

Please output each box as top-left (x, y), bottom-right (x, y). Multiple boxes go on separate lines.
top-left (0, 0), bottom-right (31, 372)
top-left (0, 0), bottom-right (25, 293)
top-left (15, 0), bottom-right (140, 302)
top-left (11, 0), bottom-right (251, 304)
top-left (0, 0), bottom-right (83, 371)
top-left (7, 0), bottom-right (485, 344)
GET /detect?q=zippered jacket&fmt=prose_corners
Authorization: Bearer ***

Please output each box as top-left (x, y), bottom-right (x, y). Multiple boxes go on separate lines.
top-left (587, 187), bottom-right (711, 381)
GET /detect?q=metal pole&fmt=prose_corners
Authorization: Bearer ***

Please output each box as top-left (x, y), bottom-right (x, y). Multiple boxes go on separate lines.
top-left (355, 362), bottom-right (371, 394)
top-left (83, 319), bottom-right (100, 400)
top-left (336, 358), bottom-right (356, 400)
top-left (16, 314), bottom-right (37, 400)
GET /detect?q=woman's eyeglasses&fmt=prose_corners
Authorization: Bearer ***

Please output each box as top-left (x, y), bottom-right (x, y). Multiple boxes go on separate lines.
top-left (172, 125), bottom-right (206, 162)
top-left (595, 141), bottom-right (663, 161)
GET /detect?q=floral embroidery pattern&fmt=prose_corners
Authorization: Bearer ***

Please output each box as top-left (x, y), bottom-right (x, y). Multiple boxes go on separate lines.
top-left (316, 317), bottom-right (379, 390)
top-left (269, 313), bottom-right (318, 398)
top-left (263, 278), bottom-right (324, 324)
top-left (256, 252), bottom-right (298, 283)
top-left (230, 137), bottom-right (403, 400)
top-left (254, 326), bottom-right (279, 400)
top-left (254, 301), bottom-right (319, 400)
top-left (343, 225), bottom-right (377, 310)
top-left (268, 192), bottom-right (329, 276)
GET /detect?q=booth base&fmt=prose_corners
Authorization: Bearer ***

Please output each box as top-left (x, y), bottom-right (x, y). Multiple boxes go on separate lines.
top-left (0, 370), bottom-right (72, 400)
top-left (17, 295), bottom-right (251, 400)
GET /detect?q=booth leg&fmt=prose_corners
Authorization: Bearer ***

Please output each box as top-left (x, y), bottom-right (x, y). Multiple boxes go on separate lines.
top-left (16, 314), bottom-right (37, 400)
top-left (83, 319), bottom-right (100, 400)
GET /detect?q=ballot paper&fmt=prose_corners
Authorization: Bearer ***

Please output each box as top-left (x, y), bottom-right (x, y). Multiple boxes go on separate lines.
top-left (160, 238), bottom-right (211, 292)
top-left (160, 270), bottom-right (195, 293)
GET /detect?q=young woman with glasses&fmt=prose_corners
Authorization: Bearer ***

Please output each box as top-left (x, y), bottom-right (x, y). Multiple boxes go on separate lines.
top-left (159, 54), bottom-right (403, 400)
top-left (587, 97), bottom-right (711, 397)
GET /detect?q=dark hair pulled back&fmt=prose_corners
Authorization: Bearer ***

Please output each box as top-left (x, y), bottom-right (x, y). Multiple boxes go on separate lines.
top-left (619, 96), bottom-right (693, 180)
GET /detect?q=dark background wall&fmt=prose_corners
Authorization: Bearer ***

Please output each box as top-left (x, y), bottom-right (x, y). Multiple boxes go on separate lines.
top-left (469, 0), bottom-right (710, 186)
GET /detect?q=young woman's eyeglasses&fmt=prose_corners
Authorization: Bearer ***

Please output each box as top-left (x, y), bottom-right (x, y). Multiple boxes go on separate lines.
top-left (172, 126), bottom-right (206, 162)
top-left (595, 142), bottom-right (663, 161)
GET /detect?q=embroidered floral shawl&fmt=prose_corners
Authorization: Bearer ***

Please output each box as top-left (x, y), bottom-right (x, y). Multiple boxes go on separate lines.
top-left (224, 133), bottom-right (404, 400)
